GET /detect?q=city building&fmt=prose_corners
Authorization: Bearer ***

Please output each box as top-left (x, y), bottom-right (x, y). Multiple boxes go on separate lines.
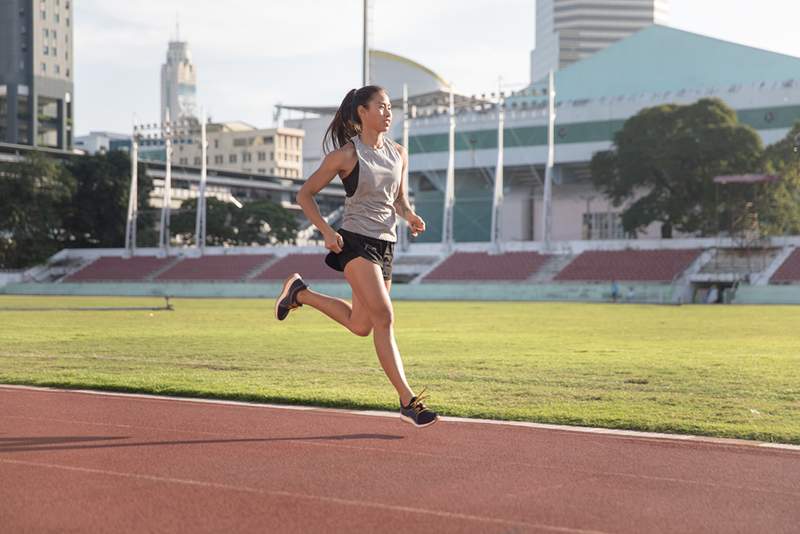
top-left (530, 0), bottom-right (669, 82)
top-left (0, 0), bottom-right (75, 149)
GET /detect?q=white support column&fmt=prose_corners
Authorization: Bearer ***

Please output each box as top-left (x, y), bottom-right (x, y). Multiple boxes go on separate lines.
top-left (195, 109), bottom-right (208, 253)
top-left (362, 0), bottom-right (370, 86)
top-left (490, 86), bottom-right (505, 252)
top-left (442, 87), bottom-right (455, 249)
top-left (159, 109), bottom-right (173, 255)
top-left (542, 70), bottom-right (556, 249)
top-left (400, 83), bottom-right (411, 252)
top-left (125, 122), bottom-right (139, 256)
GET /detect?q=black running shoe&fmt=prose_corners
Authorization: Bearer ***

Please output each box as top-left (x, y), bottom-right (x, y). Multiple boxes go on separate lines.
top-left (275, 273), bottom-right (308, 321)
top-left (400, 387), bottom-right (438, 428)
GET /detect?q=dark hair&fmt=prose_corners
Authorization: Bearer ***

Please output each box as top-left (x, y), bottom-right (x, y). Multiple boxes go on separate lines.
top-left (323, 85), bottom-right (385, 154)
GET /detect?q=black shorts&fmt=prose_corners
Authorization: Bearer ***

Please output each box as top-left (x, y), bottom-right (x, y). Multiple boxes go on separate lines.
top-left (324, 228), bottom-right (395, 281)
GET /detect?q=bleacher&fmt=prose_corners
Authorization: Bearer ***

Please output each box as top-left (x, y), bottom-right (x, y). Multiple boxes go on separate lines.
top-left (254, 253), bottom-right (345, 281)
top-left (421, 251), bottom-right (549, 282)
top-left (770, 249), bottom-right (800, 283)
top-left (554, 249), bottom-right (700, 282)
top-left (155, 254), bottom-right (274, 282)
top-left (64, 257), bottom-right (174, 282)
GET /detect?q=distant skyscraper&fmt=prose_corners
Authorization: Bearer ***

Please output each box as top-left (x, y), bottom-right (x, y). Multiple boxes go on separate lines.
top-left (530, 0), bottom-right (669, 82)
top-left (160, 31), bottom-right (197, 125)
top-left (0, 0), bottom-right (75, 149)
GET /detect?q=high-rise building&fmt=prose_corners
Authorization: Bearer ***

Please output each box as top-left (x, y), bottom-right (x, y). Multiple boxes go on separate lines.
top-left (160, 37), bottom-right (197, 125)
top-left (530, 0), bottom-right (669, 82)
top-left (0, 0), bottom-right (75, 149)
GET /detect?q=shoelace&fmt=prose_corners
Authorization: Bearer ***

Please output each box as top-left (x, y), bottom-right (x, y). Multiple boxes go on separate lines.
top-left (407, 386), bottom-right (430, 414)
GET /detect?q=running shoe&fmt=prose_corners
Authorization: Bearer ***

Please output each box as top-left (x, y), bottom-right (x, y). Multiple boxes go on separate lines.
top-left (400, 386), bottom-right (438, 428)
top-left (275, 273), bottom-right (308, 321)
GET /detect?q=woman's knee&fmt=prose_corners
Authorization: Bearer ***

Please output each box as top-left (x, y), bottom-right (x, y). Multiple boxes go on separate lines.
top-left (370, 306), bottom-right (394, 329)
top-left (350, 322), bottom-right (373, 337)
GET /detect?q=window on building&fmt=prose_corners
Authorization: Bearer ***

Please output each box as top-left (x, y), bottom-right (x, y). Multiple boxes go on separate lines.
top-left (43, 45), bottom-right (49, 55)
top-left (582, 212), bottom-right (629, 240)
top-left (258, 151), bottom-right (265, 161)
top-left (54, 64), bottom-right (60, 74)
top-left (229, 154), bottom-right (237, 163)
top-left (214, 139), bottom-right (219, 148)
top-left (52, 46), bottom-right (57, 56)
top-left (214, 155), bottom-right (223, 164)
top-left (66, 68), bottom-right (70, 77)
top-left (53, 30), bottom-right (57, 40)
top-left (41, 62), bottom-right (46, 73)
top-left (43, 28), bottom-right (49, 39)
top-left (54, 13), bottom-right (60, 22)
top-left (194, 157), bottom-right (201, 165)
top-left (270, 151), bottom-right (274, 160)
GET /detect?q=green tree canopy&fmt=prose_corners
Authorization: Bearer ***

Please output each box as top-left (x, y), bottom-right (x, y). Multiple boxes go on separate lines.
top-left (65, 150), bottom-right (153, 247)
top-left (590, 98), bottom-right (765, 237)
top-left (0, 152), bottom-right (75, 268)
top-left (171, 197), bottom-right (298, 246)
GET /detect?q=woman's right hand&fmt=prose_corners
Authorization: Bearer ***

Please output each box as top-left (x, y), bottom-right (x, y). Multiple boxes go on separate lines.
top-left (323, 229), bottom-right (344, 253)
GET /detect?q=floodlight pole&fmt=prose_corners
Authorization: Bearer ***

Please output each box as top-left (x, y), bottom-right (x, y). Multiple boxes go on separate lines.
top-left (490, 79), bottom-right (505, 251)
top-left (400, 83), bottom-right (411, 252)
top-left (159, 108), bottom-right (173, 255)
top-left (195, 108), bottom-right (208, 253)
top-left (442, 86), bottom-right (455, 250)
top-left (125, 120), bottom-right (139, 256)
top-left (542, 70), bottom-right (556, 249)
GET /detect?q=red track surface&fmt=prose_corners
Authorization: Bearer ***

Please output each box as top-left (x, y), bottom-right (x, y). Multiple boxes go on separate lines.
top-left (1, 385), bottom-right (798, 533)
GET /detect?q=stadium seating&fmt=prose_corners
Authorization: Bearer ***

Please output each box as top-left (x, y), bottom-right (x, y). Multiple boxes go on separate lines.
top-left (64, 256), bottom-right (174, 282)
top-left (421, 251), bottom-right (549, 281)
top-left (554, 249), bottom-right (700, 282)
top-left (254, 253), bottom-right (345, 281)
top-left (155, 254), bottom-right (274, 281)
top-left (770, 249), bottom-right (800, 283)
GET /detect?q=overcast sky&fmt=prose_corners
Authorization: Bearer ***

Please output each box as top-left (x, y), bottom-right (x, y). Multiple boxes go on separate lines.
top-left (73, 0), bottom-right (800, 135)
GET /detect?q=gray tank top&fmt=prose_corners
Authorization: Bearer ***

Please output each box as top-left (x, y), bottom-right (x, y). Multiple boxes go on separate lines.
top-left (339, 134), bottom-right (402, 242)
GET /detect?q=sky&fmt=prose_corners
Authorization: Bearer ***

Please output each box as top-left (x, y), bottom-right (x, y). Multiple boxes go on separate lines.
top-left (73, 0), bottom-right (800, 136)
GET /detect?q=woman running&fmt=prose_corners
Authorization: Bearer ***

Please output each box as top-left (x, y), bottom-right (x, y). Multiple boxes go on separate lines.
top-left (274, 85), bottom-right (438, 428)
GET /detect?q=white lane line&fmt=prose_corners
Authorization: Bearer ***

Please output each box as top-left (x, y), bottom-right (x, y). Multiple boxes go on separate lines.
top-left (2, 384), bottom-right (799, 452)
top-left (0, 457), bottom-right (606, 534)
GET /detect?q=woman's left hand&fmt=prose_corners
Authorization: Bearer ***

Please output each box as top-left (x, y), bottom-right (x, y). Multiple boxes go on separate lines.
top-left (407, 213), bottom-right (426, 236)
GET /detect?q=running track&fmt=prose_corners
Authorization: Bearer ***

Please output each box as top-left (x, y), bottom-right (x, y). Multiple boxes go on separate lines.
top-left (1, 385), bottom-right (798, 533)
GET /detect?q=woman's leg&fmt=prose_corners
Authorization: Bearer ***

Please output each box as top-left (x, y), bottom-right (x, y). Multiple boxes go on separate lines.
top-left (342, 257), bottom-right (415, 406)
top-left (295, 284), bottom-right (373, 337)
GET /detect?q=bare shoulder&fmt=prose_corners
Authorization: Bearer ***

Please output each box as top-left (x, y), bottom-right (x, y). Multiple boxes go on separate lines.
top-left (324, 142), bottom-right (357, 167)
top-left (324, 141), bottom-right (358, 178)
top-left (391, 140), bottom-right (407, 158)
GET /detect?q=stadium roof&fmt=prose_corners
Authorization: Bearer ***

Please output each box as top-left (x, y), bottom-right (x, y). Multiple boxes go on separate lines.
top-left (276, 49), bottom-right (454, 116)
top-left (523, 25), bottom-right (800, 102)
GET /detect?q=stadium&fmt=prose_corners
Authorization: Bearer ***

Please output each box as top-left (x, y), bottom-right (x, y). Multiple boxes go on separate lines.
top-left (1, 1), bottom-right (799, 532)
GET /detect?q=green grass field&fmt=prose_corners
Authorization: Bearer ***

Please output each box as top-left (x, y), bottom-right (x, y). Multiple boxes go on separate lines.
top-left (1, 295), bottom-right (798, 443)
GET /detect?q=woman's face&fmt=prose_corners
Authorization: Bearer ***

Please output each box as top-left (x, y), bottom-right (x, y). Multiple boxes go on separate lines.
top-left (358, 91), bottom-right (392, 133)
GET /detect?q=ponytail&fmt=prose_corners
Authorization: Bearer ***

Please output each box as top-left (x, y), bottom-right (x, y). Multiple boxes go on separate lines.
top-left (323, 85), bottom-right (386, 154)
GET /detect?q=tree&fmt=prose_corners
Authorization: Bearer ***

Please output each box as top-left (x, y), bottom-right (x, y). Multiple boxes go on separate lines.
top-left (590, 98), bottom-right (765, 237)
top-left (234, 200), bottom-right (299, 245)
top-left (171, 197), bottom-right (299, 246)
top-left (758, 122), bottom-right (800, 236)
top-left (0, 152), bottom-right (75, 268)
top-left (64, 151), bottom-right (153, 247)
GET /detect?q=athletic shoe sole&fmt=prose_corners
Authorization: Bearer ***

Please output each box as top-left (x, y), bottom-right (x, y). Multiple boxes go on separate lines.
top-left (399, 413), bottom-right (439, 428)
top-left (275, 272), bottom-right (302, 320)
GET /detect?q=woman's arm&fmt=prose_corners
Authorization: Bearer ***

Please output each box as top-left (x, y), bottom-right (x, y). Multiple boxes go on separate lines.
top-left (297, 150), bottom-right (348, 238)
top-left (393, 144), bottom-right (425, 236)
top-left (393, 144), bottom-right (414, 221)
